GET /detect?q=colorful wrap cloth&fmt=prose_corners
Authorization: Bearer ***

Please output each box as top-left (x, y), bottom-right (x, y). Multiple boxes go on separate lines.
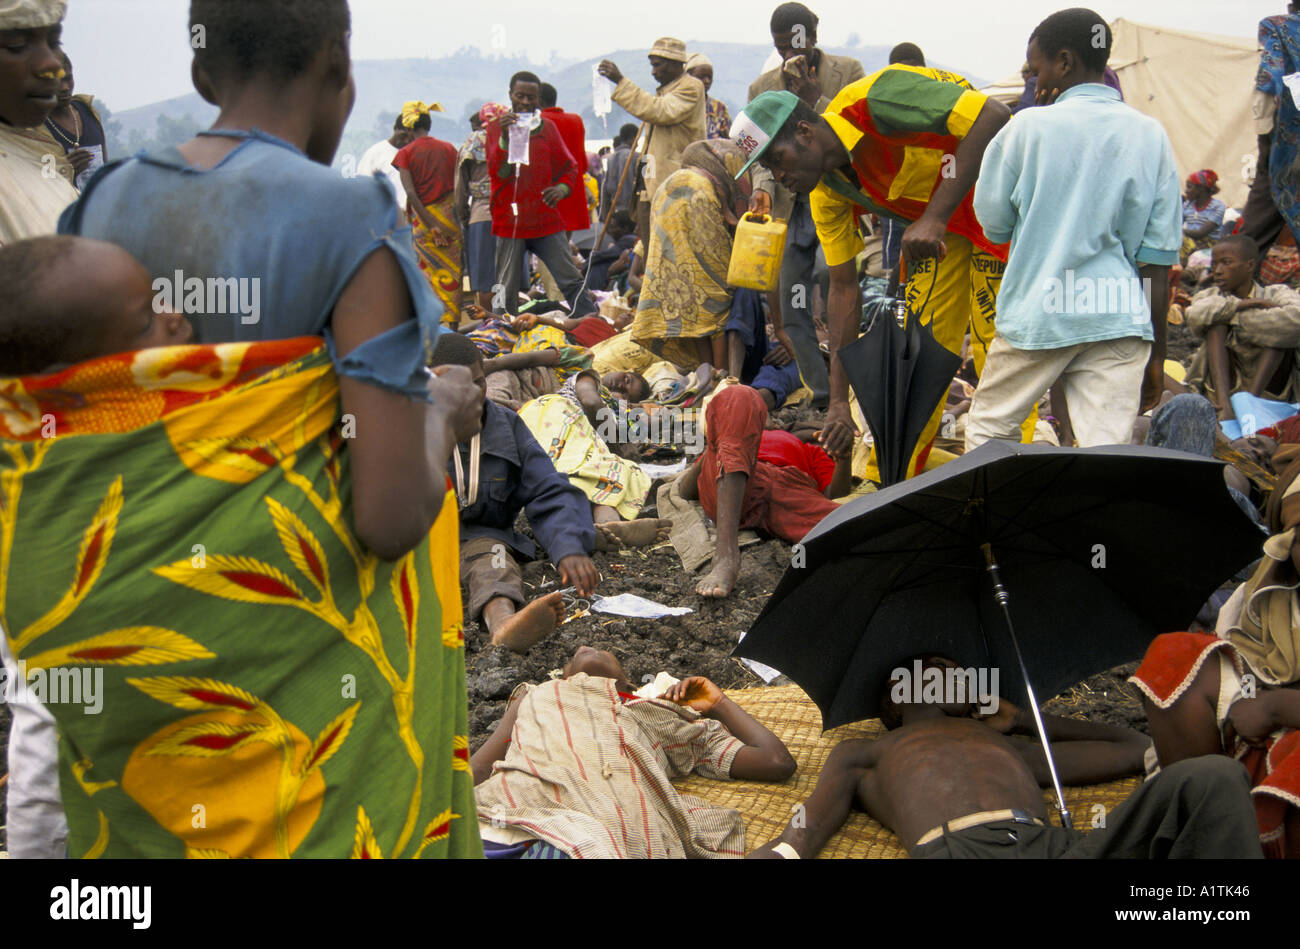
top-left (1258, 16), bottom-right (1300, 245)
top-left (0, 339), bottom-right (481, 858)
top-left (409, 192), bottom-right (464, 327)
top-left (631, 141), bottom-right (754, 368)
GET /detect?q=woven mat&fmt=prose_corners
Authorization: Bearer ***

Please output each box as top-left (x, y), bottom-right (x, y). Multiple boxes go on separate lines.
top-left (674, 685), bottom-right (1142, 859)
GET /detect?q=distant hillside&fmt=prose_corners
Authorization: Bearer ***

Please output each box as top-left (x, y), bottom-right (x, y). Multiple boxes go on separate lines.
top-left (102, 43), bottom-right (986, 166)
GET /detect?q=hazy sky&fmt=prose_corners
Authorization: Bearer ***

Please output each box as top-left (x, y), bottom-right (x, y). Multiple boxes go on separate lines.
top-left (65, 0), bottom-right (1283, 111)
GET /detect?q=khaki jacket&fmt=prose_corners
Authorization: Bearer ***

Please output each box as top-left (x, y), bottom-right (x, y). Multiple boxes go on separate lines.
top-left (612, 72), bottom-right (706, 205)
top-left (748, 52), bottom-right (866, 220)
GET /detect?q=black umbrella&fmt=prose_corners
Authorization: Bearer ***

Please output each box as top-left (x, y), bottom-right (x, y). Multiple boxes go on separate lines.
top-left (735, 441), bottom-right (1265, 827)
top-left (839, 295), bottom-right (961, 487)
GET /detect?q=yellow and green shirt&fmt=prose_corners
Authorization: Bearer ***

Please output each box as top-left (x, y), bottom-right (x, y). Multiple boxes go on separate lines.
top-left (810, 65), bottom-right (1008, 267)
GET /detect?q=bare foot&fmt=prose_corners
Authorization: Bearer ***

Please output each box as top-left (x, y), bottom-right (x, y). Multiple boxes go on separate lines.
top-left (696, 551), bottom-right (740, 598)
top-left (490, 592), bottom-right (566, 653)
top-left (595, 518), bottom-right (673, 550)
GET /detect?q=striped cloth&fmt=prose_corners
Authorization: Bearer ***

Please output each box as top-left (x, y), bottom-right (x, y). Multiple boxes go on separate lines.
top-left (474, 673), bottom-right (745, 858)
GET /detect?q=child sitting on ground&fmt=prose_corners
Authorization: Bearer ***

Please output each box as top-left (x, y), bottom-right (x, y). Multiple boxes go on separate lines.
top-left (0, 235), bottom-right (193, 375)
top-left (430, 332), bottom-right (600, 653)
top-left (1185, 235), bottom-right (1300, 421)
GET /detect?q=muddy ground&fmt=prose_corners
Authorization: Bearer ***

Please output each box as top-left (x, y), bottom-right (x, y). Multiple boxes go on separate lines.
top-left (464, 530), bottom-right (1152, 752)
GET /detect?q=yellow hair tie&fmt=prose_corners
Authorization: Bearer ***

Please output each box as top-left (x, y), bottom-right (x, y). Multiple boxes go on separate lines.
top-left (36, 68), bottom-right (67, 80)
top-left (400, 100), bottom-right (445, 128)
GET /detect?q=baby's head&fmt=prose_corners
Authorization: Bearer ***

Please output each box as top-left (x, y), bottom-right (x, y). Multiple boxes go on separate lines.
top-left (0, 236), bottom-right (192, 376)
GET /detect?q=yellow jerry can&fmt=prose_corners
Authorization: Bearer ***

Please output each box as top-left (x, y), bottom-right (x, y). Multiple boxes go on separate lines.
top-left (727, 213), bottom-right (787, 292)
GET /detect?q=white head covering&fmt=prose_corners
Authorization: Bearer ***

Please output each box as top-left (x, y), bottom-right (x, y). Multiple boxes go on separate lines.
top-left (0, 0), bottom-right (67, 30)
top-left (685, 53), bottom-right (713, 72)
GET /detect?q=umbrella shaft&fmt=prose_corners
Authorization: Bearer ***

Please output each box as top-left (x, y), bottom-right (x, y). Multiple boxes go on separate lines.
top-left (982, 543), bottom-right (1074, 831)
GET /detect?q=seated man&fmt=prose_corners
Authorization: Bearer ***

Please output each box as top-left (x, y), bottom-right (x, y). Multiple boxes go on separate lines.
top-left (678, 385), bottom-right (851, 598)
top-left (432, 333), bottom-right (599, 652)
top-left (1186, 236), bottom-right (1300, 421)
top-left (750, 656), bottom-right (1261, 859)
top-left (1131, 446), bottom-right (1300, 858)
top-left (584, 209), bottom-right (638, 293)
top-left (471, 646), bottom-right (797, 858)
top-left (725, 288), bottom-right (803, 412)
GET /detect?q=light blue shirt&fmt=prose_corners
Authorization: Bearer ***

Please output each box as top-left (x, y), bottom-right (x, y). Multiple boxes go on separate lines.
top-left (974, 84), bottom-right (1182, 350)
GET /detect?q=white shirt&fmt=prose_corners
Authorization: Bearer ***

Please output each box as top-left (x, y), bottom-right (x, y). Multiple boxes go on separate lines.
top-left (356, 139), bottom-right (404, 210)
top-left (2, 630), bottom-right (68, 858)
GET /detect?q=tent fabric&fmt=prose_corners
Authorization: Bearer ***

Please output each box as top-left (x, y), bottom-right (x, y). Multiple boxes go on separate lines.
top-left (981, 19), bottom-right (1258, 208)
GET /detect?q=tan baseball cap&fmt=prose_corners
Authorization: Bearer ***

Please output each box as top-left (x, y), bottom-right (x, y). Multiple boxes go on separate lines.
top-left (648, 37), bottom-right (688, 62)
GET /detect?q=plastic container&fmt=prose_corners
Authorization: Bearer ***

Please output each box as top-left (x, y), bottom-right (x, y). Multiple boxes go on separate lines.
top-left (727, 213), bottom-right (787, 292)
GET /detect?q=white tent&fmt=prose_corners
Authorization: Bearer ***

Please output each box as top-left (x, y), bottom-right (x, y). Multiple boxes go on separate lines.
top-left (981, 18), bottom-right (1259, 207)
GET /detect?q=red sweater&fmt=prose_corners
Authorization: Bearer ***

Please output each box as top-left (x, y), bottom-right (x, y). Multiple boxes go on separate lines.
top-left (542, 107), bottom-right (590, 232)
top-left (485, 115), bottom-right (577, 240)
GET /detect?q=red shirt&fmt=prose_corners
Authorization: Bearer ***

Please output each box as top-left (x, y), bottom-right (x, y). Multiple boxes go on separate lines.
top-left (541, 106), bottom-right (590, 232)
top-left (485, 115), bottom-right (577, 240)
top-left (391, 136), bottom-right (458, 206)
top-left (758, 430), bottom-right (836, 493)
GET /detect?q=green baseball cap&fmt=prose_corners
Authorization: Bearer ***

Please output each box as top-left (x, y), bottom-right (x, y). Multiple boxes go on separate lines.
top-left (730, 91), bottom-right (801, 179)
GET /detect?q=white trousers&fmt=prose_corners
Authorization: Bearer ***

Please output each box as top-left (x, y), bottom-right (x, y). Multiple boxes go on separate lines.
top-left (966, 335), bottom-right (1151, 450)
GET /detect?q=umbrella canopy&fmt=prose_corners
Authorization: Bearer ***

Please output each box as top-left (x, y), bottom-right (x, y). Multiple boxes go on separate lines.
top-left (838, 301), bottom-right (961, 487)
top-left (737, 441), bottom-right (1266, 730)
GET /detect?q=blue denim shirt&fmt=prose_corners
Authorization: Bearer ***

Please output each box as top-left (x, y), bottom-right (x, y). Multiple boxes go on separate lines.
top-left (454, 401), bottom-right (595, 564)
top-left (59, 129), bottom-right (444, 399)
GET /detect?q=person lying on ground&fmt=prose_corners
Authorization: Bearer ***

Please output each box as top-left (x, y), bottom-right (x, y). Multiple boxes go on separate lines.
top-left (749, 655), bottom-right (1261, 859)
top-left (431, 333), bottom-right (598, 653)
top-left (1132, 445), bottom-right (1300, 858)
top-left (512, 306), bottom-right (635, 349)
top-left (456, 303), bottom-right (598, 409)
top-left (471, 645), bottom-right (796, 858)
top-left (1185, 235), bottom-right (1300, 421)
top-left (677, 384), bottom-right (851, 598)
top-left (518, 368), bottom-right (672, 550)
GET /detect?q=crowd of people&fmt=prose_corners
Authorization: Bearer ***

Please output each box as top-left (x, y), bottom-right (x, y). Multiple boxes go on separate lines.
top-left (0, 0), bottom-right (1297, 862)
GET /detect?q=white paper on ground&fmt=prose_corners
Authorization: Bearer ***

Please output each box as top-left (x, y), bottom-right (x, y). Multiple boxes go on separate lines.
top-left (591, 593), bottom-right (693, 618)
top-left (736, 631), bottom-right (783, 683)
